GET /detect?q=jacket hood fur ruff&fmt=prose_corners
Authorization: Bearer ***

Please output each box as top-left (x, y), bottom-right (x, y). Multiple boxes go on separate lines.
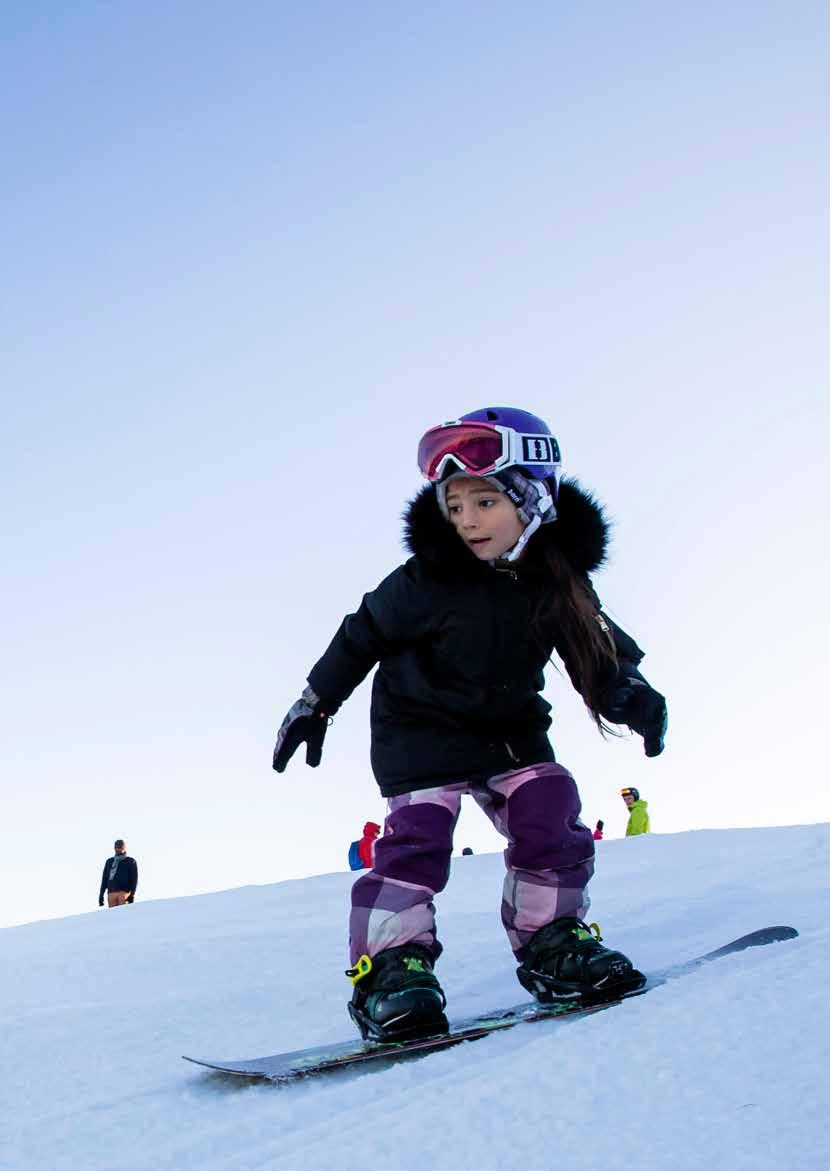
top-left (402, 478), bottom-right (611, 576)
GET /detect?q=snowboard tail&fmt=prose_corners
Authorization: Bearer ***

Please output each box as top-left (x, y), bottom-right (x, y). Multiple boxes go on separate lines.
top-left (183, 925), bottom-right (798, 1084)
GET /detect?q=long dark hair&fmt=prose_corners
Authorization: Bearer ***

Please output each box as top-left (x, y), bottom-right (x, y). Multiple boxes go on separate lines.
top-left (531, 541), bottom-right (618, 732)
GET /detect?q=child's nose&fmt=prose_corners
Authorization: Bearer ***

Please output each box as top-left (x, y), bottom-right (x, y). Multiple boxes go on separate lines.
top-left (461, 504), bottom-right (478, 527)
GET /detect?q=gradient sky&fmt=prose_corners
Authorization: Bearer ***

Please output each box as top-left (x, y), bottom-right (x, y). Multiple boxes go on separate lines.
top-left (3, 2), bottom-right (828, 928)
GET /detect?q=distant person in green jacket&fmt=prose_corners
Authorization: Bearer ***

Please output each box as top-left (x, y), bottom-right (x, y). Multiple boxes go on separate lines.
top-left (621, 788), bottom-right (650, 836)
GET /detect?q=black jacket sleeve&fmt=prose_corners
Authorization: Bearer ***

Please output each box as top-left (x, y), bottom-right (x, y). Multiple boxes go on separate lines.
top-left (552, 578), bottom-right (646, 695)
top-left (595, 611), bottom-right (667, 757)
top-left (595, 610), bottom-right (653, 711)
top-left (99, 861), bottom-right (109, 902)
top-left (307, 561), bottom-right (438, 709)
top-left (126, 858), bottom-right (138, 900)
top-left (564, 578), bottom-right (667, 756)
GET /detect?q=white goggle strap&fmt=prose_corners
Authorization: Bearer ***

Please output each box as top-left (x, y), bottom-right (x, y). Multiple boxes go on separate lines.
top-left (509, 431), bottom-right (559, 470)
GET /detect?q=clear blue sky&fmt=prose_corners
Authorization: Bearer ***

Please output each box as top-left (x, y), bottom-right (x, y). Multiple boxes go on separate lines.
top-left (2, 1), bottom-right (828, 927)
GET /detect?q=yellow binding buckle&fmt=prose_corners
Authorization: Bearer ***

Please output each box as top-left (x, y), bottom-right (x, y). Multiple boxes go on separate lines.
top-left (345, 954), bottom-right (372, 985)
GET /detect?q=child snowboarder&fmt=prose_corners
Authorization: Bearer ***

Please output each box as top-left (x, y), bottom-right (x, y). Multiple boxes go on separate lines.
top-left (273, 406), bottom-right (667, 1042)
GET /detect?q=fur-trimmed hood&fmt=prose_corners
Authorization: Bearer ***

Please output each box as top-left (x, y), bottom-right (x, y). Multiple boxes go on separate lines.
top-left (402, 478), bottom-right (610, 576)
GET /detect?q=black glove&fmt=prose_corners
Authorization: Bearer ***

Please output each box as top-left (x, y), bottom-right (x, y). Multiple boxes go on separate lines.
top-left (273, 686), bottom-right (330, 773)
top-left (98, 897), bottom-right (104, 907)
top-left (602, 668), bottom-right (667, 758)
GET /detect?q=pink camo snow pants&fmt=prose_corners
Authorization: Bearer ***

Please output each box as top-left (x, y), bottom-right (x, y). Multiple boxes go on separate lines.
top-left (349, 762), bottom-right (595, 964)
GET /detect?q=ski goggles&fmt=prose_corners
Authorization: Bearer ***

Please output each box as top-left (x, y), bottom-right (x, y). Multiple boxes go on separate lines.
top-left (417, 421), bottom-right (560, 482)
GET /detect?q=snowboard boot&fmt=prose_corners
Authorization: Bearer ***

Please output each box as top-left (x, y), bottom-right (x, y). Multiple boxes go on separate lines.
top-left (347, 944), bottom-right (449, 1043)
top-left (516, 918), bottom-right (646, 1004)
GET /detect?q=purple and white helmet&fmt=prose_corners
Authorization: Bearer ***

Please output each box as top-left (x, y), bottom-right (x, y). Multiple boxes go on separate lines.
top-left (417, 406), bottom-right (563, 561)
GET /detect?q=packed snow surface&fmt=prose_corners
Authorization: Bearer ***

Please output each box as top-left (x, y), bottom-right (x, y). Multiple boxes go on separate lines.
top-left (2, 825), bottom-right (828, 1171)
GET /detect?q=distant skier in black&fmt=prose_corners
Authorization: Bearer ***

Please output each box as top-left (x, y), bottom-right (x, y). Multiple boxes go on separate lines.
top-left (273, 406), bottom-right (667, 1042)
top-left (98, 839), bottom-right (138, 908)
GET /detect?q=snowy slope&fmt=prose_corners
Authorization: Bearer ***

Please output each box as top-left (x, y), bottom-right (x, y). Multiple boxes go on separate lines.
top-left (2, 825), bottom-right (828, 1171)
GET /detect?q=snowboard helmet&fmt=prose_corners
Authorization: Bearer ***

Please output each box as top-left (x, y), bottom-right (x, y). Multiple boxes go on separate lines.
top-left (417, 407), bottom-right (563, 562)
top-left (621, 788), bottom-right (640, 802)
top-left (418, 407), bottom-right (561, 487)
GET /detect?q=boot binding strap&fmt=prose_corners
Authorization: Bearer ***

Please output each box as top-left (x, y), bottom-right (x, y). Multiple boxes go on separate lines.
top-left (346, 954), bottom-right (373, 985)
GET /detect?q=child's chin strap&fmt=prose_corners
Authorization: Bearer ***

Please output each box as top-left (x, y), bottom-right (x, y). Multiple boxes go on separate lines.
top-left (501, 479), bottom-right (556, 563)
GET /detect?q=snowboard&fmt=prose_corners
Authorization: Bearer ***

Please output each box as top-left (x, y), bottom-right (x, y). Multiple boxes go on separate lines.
top-left (183, 925), bottom-right (797, 1084)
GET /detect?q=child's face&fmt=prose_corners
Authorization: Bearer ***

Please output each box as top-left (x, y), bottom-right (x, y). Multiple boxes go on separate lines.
top-left (445, 477), bottom-right (526, 560)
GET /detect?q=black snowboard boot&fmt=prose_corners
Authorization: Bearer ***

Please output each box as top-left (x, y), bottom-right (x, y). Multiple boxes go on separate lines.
top-left (516, 918), bottom-right (645, 1004)
top-left (347, 944), bottom-right (449, 1043)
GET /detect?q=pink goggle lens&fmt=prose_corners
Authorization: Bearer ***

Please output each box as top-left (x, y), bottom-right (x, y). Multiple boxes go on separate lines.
top-left (417, 423), bottom-right (505, 481)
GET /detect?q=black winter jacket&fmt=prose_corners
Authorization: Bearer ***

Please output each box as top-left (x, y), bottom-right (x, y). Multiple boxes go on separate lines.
top-left (307, 480), bottom-right (650, 797)
top-left (99, 855), bottom-right (138, 901)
